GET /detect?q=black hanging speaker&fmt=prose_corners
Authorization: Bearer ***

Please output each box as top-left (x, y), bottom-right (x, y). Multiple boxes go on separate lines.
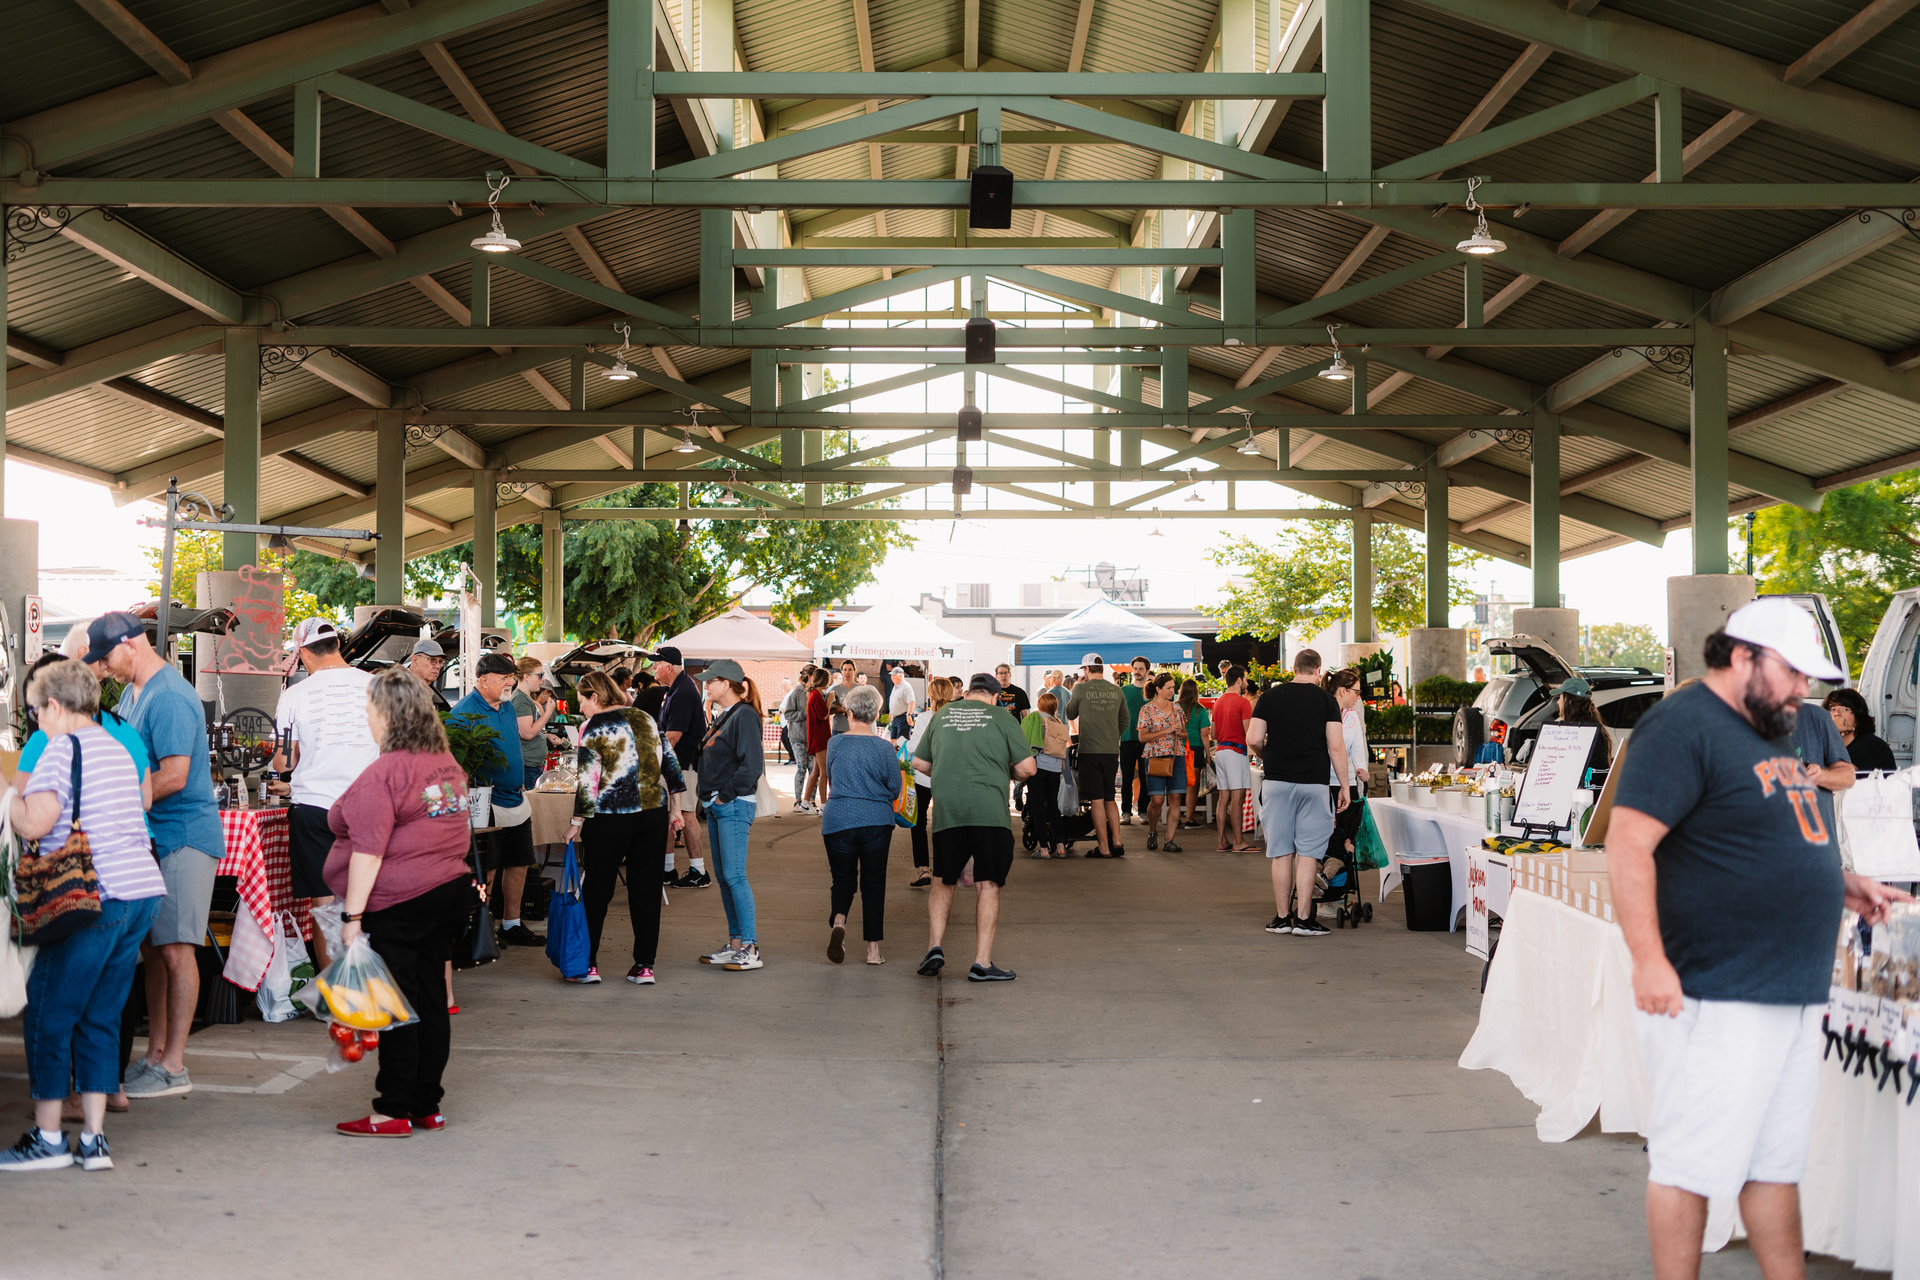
top-left (968, 164), bottom-right (1013, 229)
top-left (951, 465), bottom-right (974, 495)
top-left (956, 405), bottom-right (983, 442)
top-left (964, 316), bottom-right (996, 364)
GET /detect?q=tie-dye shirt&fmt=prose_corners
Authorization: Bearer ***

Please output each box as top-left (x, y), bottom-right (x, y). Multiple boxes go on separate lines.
top-left (573, 707), bottom-right (685, 818)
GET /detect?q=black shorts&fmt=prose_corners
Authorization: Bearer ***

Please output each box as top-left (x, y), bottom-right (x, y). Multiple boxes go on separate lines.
top-left (931, 825), bottom-right (1015, 887)
top-left (489, 818), bottom-right (536, 869)
top-left (1074, 752), bottom-right (1118, 802)
top-left (287, 803), bottom-right (336, 899)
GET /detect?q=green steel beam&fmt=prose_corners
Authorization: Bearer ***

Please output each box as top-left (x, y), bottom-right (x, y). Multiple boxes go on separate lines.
top-left (7, 313), bottom-right (218, 409)
top-left (293, 79), bottom-right (321, 179)
top-left (800, 235), bottom-right (1126, 248)
top-left (1323, 0), bottom-right (1370, 180)
top-left (659, 95), bottom-right (978, 180)
top-left (21, 177), bottom-right (1920, 209)
top-left (273, 325), bottom-right (1684, 347)
top-left (1372, 75), bottom-right (1656, 180)
top-left (1531, 408), bottom-right (1561, 605)
top-left (984, 265), bottom-right (1208, 328)
top-left (1004, 95), bottom-right (1326, 181)
top-left (801, 431), bottom-right (949, 468)
top-left (1711, 203), bottom-right (1920, 323)
top-left (735, 267), bottom-right (971, 329)
top-left (552, 506), bottom-right (1356, 521)
top-left (648, 72), bottom-right (1322, 98)
top-left (1260, 251), bottom-right (1465, 325)
top-left (3, 0), bottom-right (570, 171)
top-left (606, 0), bottom-right (653, 179)
top-left (1728, 310), bottom-right (1920, 413)
top-left (1655, 81), bottom-right (1683, 183)
top-left (733, 248), bottom-right (1221, 267)
top-left (317, 72), bottom-right (604, 178)
top-left (1404, 0), bottom-right (1920, 169)
top-left (407, 409), bottom-right (1524, 430)
top-left (498, 466), bottom-right (1420, 483)
top-left (1188, 359), bottom-right (1338, 412)
top-left (781, 367), bottom-right (955, 413)
top-left (483, 253), bottom-right (695, 328)
top-left (55, 210), bottom-right (249, 323)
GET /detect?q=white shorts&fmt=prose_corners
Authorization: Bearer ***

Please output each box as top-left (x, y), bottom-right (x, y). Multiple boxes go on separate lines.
top-left (1212, 748), bottom-right (1252, 792)
top-left (679, 770), bottom-right (700, 812)
top-left (1635, 998), bottom-right (1824, 1200)
top-left (1260, 780), bottom-right (1333, 860)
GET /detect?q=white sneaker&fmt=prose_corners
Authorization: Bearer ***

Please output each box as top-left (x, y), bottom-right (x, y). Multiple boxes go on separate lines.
top-left (698, 945), bottom-right (737, 965)
top-left (722, 945), bottom-right (763, 971)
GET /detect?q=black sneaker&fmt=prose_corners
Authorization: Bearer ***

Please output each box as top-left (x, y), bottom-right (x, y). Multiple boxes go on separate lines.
top-left (1266, 915), bottom-right (1294, 934)
top-left (661, 868), bottom-right (678, 886)
top-left (675, 869), bottom-right (712, 889)
top-left (500, 923), bottom-right (545, 947)
top-left (1162, 841), bottom-right (1182, 853)
top-left (1292, 914), bottom-right (1331, 937)
top-left (967, 963), bottom-right (1016, 982)
top-left (916, 946), bottom-right (945, 977)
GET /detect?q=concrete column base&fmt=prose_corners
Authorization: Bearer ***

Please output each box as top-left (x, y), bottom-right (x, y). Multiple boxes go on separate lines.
top-left (0, 518), bottom-right (39, 665)
top-left (1339, 641), bottom-right (1382, 667)
top-left (1668, 575), bottom-right (1754, 684)
top-left (1407, 628), bottom-right (1467, 686)
top-left (1512, 608), bottom-right (1580, 668)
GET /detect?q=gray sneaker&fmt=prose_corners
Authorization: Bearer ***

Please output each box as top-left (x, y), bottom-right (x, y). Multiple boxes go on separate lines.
top-left (77, 1133), bottom-right (113, 1171)
top-left (0, 1129), bottom-right (71, 1172)
top-left (123, 1066), bottom-right (192, 1099)
top-left (121, 1058), bottom-right (158, 1088)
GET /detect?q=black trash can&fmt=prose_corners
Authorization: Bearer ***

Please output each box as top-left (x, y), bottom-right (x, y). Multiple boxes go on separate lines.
top-left (1400, 856), bottom-right (1453, 931)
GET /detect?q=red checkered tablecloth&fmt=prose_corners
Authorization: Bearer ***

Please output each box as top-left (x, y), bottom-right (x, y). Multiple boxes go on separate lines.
top-left (217, 807), bottom-right (312, 992)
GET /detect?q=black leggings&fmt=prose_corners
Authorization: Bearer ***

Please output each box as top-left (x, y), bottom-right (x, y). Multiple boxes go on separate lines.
top-left (909, 784), bottom-right (932, 868)
top-left (365, 874), bottom-right (474, 1120)
top-left (1119, 741), bottom-right (1144, 816)
top-left (1026, 768), bottom-right (1061, 849)
top-left (581, 808), bottom-right (669, 968)
top-left (824, 824), bottom-right (892, 941)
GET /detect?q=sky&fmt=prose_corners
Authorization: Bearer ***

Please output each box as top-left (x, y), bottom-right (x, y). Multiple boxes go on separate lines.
top-left (10, 278), bottom-right (1702, 641)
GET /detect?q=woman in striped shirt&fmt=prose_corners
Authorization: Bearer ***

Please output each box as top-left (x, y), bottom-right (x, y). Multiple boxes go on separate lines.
top-left (2, 659), bottom-right (161, 1174)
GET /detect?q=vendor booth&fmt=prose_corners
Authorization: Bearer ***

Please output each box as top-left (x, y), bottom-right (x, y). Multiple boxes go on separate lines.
top-left (1012, 598), bottom-right (1198, 666)
top-left (657, 605), bottom-right (811, 663)
top-left (812, 598), bottom-right (973, 665)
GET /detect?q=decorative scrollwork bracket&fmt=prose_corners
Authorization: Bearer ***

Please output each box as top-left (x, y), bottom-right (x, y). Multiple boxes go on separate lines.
top-left (1611, 344), bottom-right (1693, 388)
top-left (4, 206), bottom-right (77, 263)
top-left (260, 344), bottom-right (324, 387)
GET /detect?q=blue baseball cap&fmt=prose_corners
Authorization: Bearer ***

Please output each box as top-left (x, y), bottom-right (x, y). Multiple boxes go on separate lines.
top-left (82, 612), bottom-right (144, 664)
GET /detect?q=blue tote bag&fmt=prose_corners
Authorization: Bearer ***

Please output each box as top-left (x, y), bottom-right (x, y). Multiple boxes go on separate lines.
top-left (544, 841), bottom-right (591, 979)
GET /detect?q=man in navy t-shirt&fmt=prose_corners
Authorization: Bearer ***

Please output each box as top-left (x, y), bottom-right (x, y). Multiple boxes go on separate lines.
top-left (651, 646), bottom-right (710, 888)
top-left (1609, 598), bottom-right (1908, 1272)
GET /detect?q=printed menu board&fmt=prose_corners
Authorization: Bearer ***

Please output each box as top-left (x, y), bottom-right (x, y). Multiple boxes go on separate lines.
top-left (1510, 724), bottom-right (1599, 830)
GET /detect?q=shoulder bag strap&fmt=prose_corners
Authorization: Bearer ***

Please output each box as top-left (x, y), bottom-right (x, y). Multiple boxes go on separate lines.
top-left (68, 736), bottom-right (84, 831)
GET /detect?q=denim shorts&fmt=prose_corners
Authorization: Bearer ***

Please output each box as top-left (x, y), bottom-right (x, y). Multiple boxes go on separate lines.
top-left (1142, 766), bottom-right (1187, 796)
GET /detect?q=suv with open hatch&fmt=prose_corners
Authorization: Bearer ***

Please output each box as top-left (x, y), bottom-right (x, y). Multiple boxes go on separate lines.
top-left (1457, 635), bottom-right (1666, 764)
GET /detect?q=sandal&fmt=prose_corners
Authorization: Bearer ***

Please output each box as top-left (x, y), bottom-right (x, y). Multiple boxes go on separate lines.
top-left (1163, 841), bottom-right (1183, 853)
top-left (1146, 833), bottom-right (1158, 851)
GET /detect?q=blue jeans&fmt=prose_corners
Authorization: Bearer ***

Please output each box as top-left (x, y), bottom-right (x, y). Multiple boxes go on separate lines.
top-left (706, 797), bottom-right (759, 943)
top-left (23, 895), bottom-right (161, 1099)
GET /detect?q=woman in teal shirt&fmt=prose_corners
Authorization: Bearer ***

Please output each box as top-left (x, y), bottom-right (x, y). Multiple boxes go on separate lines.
top-left (1178, 679), bottom-right (1211, 830)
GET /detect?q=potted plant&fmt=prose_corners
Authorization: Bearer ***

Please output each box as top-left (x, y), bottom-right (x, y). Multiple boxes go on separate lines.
top-left (442, 712), bottom-right (508, 826)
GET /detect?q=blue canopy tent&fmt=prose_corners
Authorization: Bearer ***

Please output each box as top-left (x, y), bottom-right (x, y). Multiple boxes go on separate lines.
top-left (1013, 598), bottom-right (1199, 666)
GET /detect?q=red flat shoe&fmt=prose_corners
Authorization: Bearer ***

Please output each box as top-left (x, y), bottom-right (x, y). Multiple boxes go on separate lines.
top-left (336, 1115), bottom-right (412, 1138)
top-left (410, 1113), bottom-right (446, 1131)
top-left (447, 1005), bottom-right (460, 1015)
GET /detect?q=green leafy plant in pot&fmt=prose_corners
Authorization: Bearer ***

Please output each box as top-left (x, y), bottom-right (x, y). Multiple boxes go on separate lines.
top-left (441, 712), bottom-right (508, 783)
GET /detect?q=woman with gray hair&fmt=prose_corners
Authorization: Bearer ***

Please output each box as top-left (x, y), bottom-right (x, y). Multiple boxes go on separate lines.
top-left (324, 666), bottom-right (479, 1139)
top-left (820, 682), bottom-right (901, 965)
top-left (1, 659), bottom-right (162, 1173)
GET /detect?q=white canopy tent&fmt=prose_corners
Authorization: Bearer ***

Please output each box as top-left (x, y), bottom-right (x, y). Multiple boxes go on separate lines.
top-left (657, 606), bottom-right (811, 662)
top-left (811, 599), bottom-right (974, 663)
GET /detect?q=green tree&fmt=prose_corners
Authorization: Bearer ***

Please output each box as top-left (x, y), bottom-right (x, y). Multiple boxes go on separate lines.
top-left (1206, 521), bottom-right (1486, 640)
top-left (1747, 472), bottom-right (1920, 677)
top-left (1582, 622), bottom-right (1663, 669)
top-left (295, 433), bottom-right (915, 644)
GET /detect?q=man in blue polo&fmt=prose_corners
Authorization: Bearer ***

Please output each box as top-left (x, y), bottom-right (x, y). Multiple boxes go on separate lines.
top-left (452, 651), bottom-right (543, 946)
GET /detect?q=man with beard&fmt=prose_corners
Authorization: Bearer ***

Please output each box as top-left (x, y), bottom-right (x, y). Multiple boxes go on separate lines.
top-left (1608, 598), bottom-right (1909, 1280)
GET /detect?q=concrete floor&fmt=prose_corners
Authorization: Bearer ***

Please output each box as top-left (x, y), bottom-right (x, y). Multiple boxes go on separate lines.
top-left (0, 794), bottom-right (1880, 1279)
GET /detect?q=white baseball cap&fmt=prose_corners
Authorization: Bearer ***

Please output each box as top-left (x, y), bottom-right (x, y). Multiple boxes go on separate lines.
top-left (1723, 598), bottom-right (1844, 682)
top-left (1080, 651), bottom-right (1104, 667)
top-left (290, 617), bottom-right (340, 649)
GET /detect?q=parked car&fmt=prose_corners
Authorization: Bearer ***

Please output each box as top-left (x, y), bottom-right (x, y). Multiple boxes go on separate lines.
top-left (546, 641), bottom-right (651, 696)
top-left (1855, 586), bottom-right (1920, 769)
top-left (1458, 635), bottom-right (1666, 763)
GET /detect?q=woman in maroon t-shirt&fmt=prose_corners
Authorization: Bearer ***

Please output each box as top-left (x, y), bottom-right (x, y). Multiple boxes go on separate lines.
top-left (325, 666), bottom-right (477, 1139)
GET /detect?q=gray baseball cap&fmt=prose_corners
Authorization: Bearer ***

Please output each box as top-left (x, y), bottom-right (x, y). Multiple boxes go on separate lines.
top-left (410, 637), bottom-right (445, 657)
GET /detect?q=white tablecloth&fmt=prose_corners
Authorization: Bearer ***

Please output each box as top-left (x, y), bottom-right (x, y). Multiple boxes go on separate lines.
top-left (1367, 796), bottom-right (1488, 930)
top-left (1461, 889), bottom-right (1919, 1273)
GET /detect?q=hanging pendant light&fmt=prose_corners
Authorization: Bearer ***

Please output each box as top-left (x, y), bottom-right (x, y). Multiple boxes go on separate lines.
top-left (675, 431), bottom-right (699, 453)
top-left (469, 173), bottom-right (522, 253)
top-left (1237, 411), bottom-right (1261, 455)
top-left (1318, 324), bottom-right (1354, 382)
top-left (1184, 470), bottom-right (1205, 504)
top-left (1149, 507), bottom-right (1165, 536)
top-left (1454, 175), bottom-right (1506, 256)
top-left (717, 471), bottom-right (741, 505)
top-left (606, 324), bottom-right (639, 381)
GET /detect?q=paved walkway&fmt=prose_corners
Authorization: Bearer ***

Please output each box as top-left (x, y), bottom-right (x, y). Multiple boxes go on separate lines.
top-left (0, 804), bottom-right (1871, 1278)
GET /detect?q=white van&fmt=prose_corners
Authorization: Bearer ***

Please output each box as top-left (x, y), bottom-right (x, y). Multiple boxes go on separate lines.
top-left (1855, 587), bottom-right (1920, 768)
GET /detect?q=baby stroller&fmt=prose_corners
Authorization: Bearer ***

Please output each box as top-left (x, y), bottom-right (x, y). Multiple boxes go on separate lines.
top-left (1311, 796), bottom-right (1374, 928)
top-left (1019, 774), bottom-right (1096, 853)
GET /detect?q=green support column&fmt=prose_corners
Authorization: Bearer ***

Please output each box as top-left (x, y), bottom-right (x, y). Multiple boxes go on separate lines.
top-left (293, 79), bottom-right (321, 178)
top-left (541, 509), bottom-right (564, 641)
top-left (699, 0), bottom-right (735, 151)
top-left (570, 352), bottom-right (586, 410)
top-left (1691, 306), bottom-right (1731, 574)
top-left (1323, 0), bottom-right (1371, 181)
top-left (606, 0), bottom-right (654, 179)
top-left (374, 410), bottom-right (404, 604)
top-left (1655, 82), bottom-right (1684, 183)
top-left (751, 349), bottom-right (775, 429)
top-left (700, 207), bottom-right (734, 334)
top-left (470, 260), bottom-right (488, 326)
top-left (1220, 207), bottom-right (1256, 335)
top-left (1349, 353), bottom-right (1367, 416)
top-left (1424, 456), bottom-right (1447, 629)
top-left (1219, 0), bottom-right (1255, 146)
top-left (474, 469), bottom-right (497, 628)
top-left (222, 327), bottom-right (261, 570)
top-left (1093, 423), bottom-right (1111, 510)
top-left (1531, 408), bottom-right (1560, 607)
top-left (1352, 509), bottom-right (1374, 643)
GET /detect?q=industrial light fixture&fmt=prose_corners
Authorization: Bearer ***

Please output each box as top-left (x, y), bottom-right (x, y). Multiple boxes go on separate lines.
top-left (1237, 411), bottom-right (1261, 455)
top-left (356, 562), bottom-right (376, 580)
top-left (956, 404), bottom-right (983, 443)
top-left (1454, 175), bottom-right (1507, 256)
top-left (1148, 507), bottom-right (1164, 536)
top-left (606, 322), bottom-right (638, 381)
top-left (677, 517), bottom-right (692, 534)
top-left (469, 171), bottom-right (522, 254)
top-left (951, 465), bottom-right (974, 495)
top-left (1184, 470), bottom-right (1205, 503)
top-left (717, 470), bottom-right (741, 505)
top-left (964, 316), bottom-right (996, 364)
top-left (675, 432), bottom-right (698, 453)
top-left (1317, 325), bottom-right (1354, 382)
top-left (968, 164), bottom-right (1013, 230)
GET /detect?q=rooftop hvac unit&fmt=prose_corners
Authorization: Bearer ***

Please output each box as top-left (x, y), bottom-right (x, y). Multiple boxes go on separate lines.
top-left (1021, 583), bottom-right (1044, 607)
top-left (957, 583), bottom-right (992, 608)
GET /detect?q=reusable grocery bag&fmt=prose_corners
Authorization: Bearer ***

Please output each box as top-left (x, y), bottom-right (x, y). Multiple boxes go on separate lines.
top-left (893, 740), bottom-right (918, 828)
top-left (544, 840), bottom-right (591, 979)
top-left (1354, 803), bottom-right (1388, 870)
